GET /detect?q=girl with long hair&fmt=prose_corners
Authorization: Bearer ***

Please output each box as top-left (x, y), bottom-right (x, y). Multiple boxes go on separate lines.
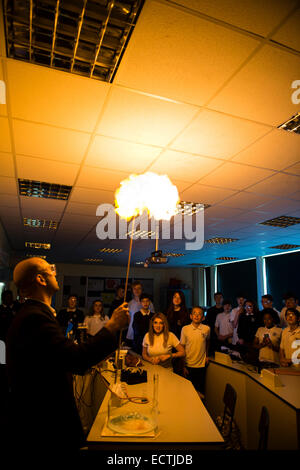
top-left (142, 313), bottom-right (184, 369)
top-left (166, 290), bottom-right (189, 338)
top-left (84, 299), bottom-right (109, 336)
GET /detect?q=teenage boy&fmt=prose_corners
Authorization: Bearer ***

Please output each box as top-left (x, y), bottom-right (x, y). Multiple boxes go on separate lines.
top-left (57, 294), bottom-right (84, 340)
top-left (180, 307), bottom-right (210, 396)
top-left (279, 293), bottom-right (300, 329)
top-left (215, 300), bottom-right (234, 350)
top-left (230, 294), bottom-right (246, 345)
top-left (280, 308), bottom-right (300, 367)
top-left (132, 294), bottom-right (155, 354)
top-left (253, 310), bottom-right (282, 364)
top-left (126, 281), bottom-right (154, 344)
top-left (204, 292), bottom-right (223, 354)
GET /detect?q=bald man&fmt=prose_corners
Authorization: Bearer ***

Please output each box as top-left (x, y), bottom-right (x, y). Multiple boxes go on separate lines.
top-left (5, 257), bottom-right (129, 453)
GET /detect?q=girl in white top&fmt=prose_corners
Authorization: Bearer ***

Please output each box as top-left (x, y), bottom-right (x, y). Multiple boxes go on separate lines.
top-left (142, 313), bottom-right (185, 369)
top-left (84, 300), bottom-right (109, 336)
top-left (253, 311), bottom-right (282, 363)
top-left (280, 308), bottom-right (300, 367)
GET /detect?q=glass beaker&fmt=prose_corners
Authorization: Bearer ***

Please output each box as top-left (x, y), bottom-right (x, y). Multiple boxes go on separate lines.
top-left (107, 372), bottom-right (159, 435)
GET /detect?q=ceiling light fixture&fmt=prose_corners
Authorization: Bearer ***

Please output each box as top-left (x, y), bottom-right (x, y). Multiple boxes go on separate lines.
top-left (23, 218), bottom-right (58, 229)
top-left (260, 215), bottom-right (300, 228)
top-left (278, 112), bottom-right (300, 134)
top-left (19, 179), bottom-right (72, 200)
top-left (25, 242), bottom-right (51, 250)
top-left (205, 237), bottom-right (239, 244)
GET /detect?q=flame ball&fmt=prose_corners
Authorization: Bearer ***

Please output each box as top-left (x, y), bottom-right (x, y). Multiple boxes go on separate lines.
top-left (115, 172), bottom-right (179, 220)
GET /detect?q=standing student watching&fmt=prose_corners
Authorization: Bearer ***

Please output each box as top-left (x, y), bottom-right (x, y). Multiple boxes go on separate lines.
top-left (166, 290), bottom-right (189, 338)
top-left (230, 294), bottom-right (246, 346)
top-left (215, 300), bottom-right (234, 350)
top-left (181, 307), bottom-right (210, 396)
top-left (84, 299), bottom-right (109, 336)
top-left (253, 310), bottom-right (282, 364)
top-left (132, 293), bottom-right (154, 355)
top-left (142, 313), bottom-right (184, 370)
top-left (126, 281), bottom-right (154, 344)
top-left (279, 293), bottom-right (300, 329)
top-left (204, 292), bottom-right (223, 354)
top-left (57, 294), bottom-right (84, 339)
top-left (280, 308), bottom-right (300, 367)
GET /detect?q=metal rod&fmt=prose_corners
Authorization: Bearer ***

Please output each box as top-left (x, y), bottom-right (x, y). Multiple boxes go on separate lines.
top-left (50, 0), bottom-right (60, 67)
top-left (90, 0), bottom-right (114, 78)
top-left (114, 216), bottom-right (135, 383)
top-left (70, 0), bottom-right (87, 73)
top-left (29, 0), bottom-right (33, 61)
top-left (155, 220), bottom-right (159, 252)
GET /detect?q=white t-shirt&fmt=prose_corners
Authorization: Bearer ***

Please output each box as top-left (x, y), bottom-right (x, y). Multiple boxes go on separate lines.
top-left (180, 323), bottom-right (210, 368)
top-left (126, 298), bottom-right (155, 340)
top-left (255, 326), bottom-right (282, 363)
top-left (230, 307), bottom-right (242, 345)
top-left (280, 326), bottom-right (300, 361)
top-left (279, 306), bottom-right (300, 328)
top-left (215, 312), bottom-right (234, 337)
top-left (84, 315), bottom-right (109, 336)
top-left (143, 332), bottom-right (179, 368)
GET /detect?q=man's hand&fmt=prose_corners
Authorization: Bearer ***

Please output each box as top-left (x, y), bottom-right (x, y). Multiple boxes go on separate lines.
top-left (159, 354), bottom-right (171, 362)
top-left (280, 358), bottom-right (291, 367)
top-left (105, 303), bottom-right (129, 334)
top-left (151, 357), bottom-right (160, 365)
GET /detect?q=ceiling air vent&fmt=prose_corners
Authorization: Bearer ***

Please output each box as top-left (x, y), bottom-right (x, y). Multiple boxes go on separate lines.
top-left (260, 215), bottom-right (300, 228)
top-left (164, 253), bottom-right (185, 257)
top-left (24, 218), bottom-right (58, 229)
top-left (205, 237), bottom-right (239, 244)
top-left (25, 242), bottom-right (51, 249)
top-left (99, 247), bottom-right (123, 253)
top-left (3, 0), bottom-right (145, 83)
top-left (19, 179), bottom-right (72, 200)
top-left (278, 112), bottom-right (300, 134)
top-left (269, 244), bottom-right (300, 250)
top-left (216, 257), bottom-right (238, 260)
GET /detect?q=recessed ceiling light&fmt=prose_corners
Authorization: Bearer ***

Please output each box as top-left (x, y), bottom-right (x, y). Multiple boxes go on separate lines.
top-left (23, 218), bottom-right (58, 229)
top-left (176, 201), bottom-right (209, 216)
top-left (216, 257), bottom-right (238, 260)
top-left (126, 230), bottom-right (156, 238)
top-left (260, 215), bottom-right (300, 228)
top-left (3, 0), bottom-right (145, 83)
top-left (164, 253), bottom-right (185, 257)
top-left (205, 237), bottom-right (239, 244)
top-left (99, 248), bottom-right (123, 254)
top-left (25, 242), bottom-right (51, 250)
top-left (278, 112), bottom-right (300, 134)
top-left (19, 179), bottom-right (72, 200)
top-left (25, 254), bottom-right (47, 259)
top-left (269, 244), bottom-right (300, 249)
top-left (84, 258), bottom-right (103, 262)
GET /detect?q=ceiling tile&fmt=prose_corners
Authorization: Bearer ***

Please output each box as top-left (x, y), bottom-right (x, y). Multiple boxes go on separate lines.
top-left (198, 161), bottom-right (274, 190)
top-left (69, 187), bottom-right (114, 205)
top-left (283, 162), bottom-right (300, 176)
top-left (209, 45), bottom-right (300, 125)
top-left (65, 202), bottom-right (100, 217)
top-left (96, 87), bottom-right (199, 146)
top-left (77, 166), bottom-right (130, 191)
top-left (0, 205), bottom-right (20, 218)
top-left (290, 190), bottom-right (300, 201)
top-left (20, 196), bottom-right (67, 215)
top-left (148, 150), bottom-right (223, 182)
top-left (218, 191), bottom-right (276, 209)
top-left (0, 194), bottom-right (19, 208)
top-left (271, 8), bottom-right (300, 52)
top-left (247, 173), bottom-right (300, 196)
top-left (232, 129), bottom-right (300, 170)
top-left (0, 153), bottom-right (15, 177)
top-left (256, 198), bottom-right (300, 215)
top-left (86, 135), bottom-right (162, 172)
top-left (205, 205), bottom-right (244, 219)
top-left (16, 155), bottom-right (80, 185)
top-left (170, 109), bottom-right (270, 158)
top-left (7, 59), bottom-right (110, 132)
top-left (60, 213), bottom-right (97, 229)
top-left (13, 120), bottom-right (90, 164)
top-left (115, 1), bottom-right (259, 105)
top-left (181, 184), bottom-right (237, 204)
top-left (0, 176), bottom-right (17, 195)
top-left (0, 117), bottom-right (11, 152)
top-left (175, 0), bottom-right (298, 36)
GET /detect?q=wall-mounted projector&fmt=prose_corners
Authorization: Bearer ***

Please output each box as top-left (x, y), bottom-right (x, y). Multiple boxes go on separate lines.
top-left (144, 250), bottom-right (168, 268)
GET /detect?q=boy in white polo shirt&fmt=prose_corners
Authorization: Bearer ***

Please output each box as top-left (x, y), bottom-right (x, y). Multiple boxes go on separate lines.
top-left (280, 308), bottom-right (300, 367)
top-left (180, 306), bottom-right (210, 395)
top-left (253, 311), bottom-right (282, 364)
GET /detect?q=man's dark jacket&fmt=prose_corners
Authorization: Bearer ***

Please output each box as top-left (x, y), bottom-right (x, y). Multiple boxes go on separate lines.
top-left (5, 299), bottom-right (118, 451)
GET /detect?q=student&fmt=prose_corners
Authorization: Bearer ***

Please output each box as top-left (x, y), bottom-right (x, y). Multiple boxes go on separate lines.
top-left (126, 281), bottom-right (154, 344)
top-left (0, 290), bottom-right (16, 341)
top-left (132, 293), bottom-right (155, 355)
top-left (237, 299), bottom-right (259, 347)
top-left (258, 294), bottom-right (280, 326)
top-left (230, 294), bottom-right (246, 345)
top-left (280, 308), bottom-right (300, 367)
top-left (84, 300), bottom-right (109, 336)
top-left (204, 292), bottom-right (223, 354)
top-left (166, 290), bottom-right (189, 338)
top-left (279, 293), bottom-right (300, 329)
top-left (142, 313), bottom-right (184, 369)
top-left (253, 310), bottom-right (282, 364)
top-left (57, 294), bottom-right (84, 338)
top-left (181, 307), bottom-right (210, 395)
top-left (215, 300), bottom-right (234, 350)
top-left (108, 284), bottom-right (126, 318)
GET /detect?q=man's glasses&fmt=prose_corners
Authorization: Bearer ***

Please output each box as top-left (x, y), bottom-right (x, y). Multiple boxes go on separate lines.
top-left (38, 264), bottom-right (56, 276)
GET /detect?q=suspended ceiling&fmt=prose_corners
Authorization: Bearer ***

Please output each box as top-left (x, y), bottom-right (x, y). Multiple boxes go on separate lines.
top-left (0, 0), bottom-right (300, 268)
